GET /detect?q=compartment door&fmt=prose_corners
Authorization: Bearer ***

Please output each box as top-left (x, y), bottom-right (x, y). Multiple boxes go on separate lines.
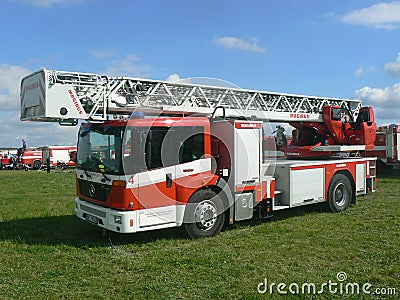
top-left (356, 163), bottom-right (366, 194)
top-left (234, 123), bottom-right (261, 184)
top-left (291, 168), bottom-right (324, 206)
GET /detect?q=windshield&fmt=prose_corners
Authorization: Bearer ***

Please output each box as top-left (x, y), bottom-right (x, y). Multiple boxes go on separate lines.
top-left (77, 124), bottom-right (125, 175)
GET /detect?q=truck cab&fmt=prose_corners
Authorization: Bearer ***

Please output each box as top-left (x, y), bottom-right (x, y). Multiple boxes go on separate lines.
top-left (75, 117), bottom-right (221, 236)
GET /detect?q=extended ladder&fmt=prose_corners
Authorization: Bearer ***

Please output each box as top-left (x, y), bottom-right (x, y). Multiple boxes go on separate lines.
top-left (21, 69), bottom-right (362, 124)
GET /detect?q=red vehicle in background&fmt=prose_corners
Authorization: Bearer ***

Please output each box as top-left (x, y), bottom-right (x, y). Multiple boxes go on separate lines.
top-left (0, 149), bottom-right (17, 169)
top-left (40, 146), bottom-right (77, 168)
top-left (0, 153), bottom-right (11, 168)
top-left (365, 124), bottom-right (400, 169)
top-left (21, 149), bottom-right (43, 169)
top-left (1, 146), bottom-right (76, 170)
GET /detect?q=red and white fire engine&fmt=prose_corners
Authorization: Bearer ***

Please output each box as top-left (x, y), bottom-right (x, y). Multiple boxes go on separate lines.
top-left (40, 145), bottom-right (77, 168)
top-left (21, 149), bottom-right (42, 169)
top-left (17, 146), bottom-right (76, 170)
top-left (0, 149), bottom-right (16, 168)
top-left (20, 69), bottom-right (377, 238)
top-left (365, 124), bottom-right (400, 169)
top-left (0, 147), bottom-right (41, 169)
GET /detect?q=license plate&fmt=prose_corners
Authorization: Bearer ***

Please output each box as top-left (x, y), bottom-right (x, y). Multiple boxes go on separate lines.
top-left (85, 213), bottom-right (99, 224)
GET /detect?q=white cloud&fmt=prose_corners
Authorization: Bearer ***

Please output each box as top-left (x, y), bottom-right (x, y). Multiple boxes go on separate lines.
top-left (213, 36), bottom-right (266, 53)
top-left (105, 54), bottom-right (152, 77)
top-left (0, 112), bottom-right (78, 147)
top-left (1, 120), bottom-right (80, 148)
top-left (355, 83), bottom-right (400, 119)
top-left (166, 74), bottom-right (181, 82)
top-left (16, 0), bottom-right (86, 7)
top-left (0, 110), bottom-right (79, 149)
top-left (354, 65), bottom-right (376, 77)
top-left (385, 52), bottom-right (400, 77)
top-left (0, 64), bottom-right (31, 111)
top-left (90, 50), bottom-right (114, 59)
top-left (340, 1), bottom-right (400, 30)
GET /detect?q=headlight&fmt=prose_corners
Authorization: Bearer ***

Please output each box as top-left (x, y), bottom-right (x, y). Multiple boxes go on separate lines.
top-left (114, 216), bottom-right (122, 224)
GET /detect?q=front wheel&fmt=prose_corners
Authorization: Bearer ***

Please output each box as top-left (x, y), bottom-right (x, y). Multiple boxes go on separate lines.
top-left (328, 174), bottom-right (353, 213)
top-left (32, 160), bottom-right (42, 170)
top-left (184, 189), bottom-right (225, 238)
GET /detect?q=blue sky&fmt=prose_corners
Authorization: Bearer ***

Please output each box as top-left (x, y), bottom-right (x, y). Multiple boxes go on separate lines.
top-left (1, 0), bottom-right (400, 148)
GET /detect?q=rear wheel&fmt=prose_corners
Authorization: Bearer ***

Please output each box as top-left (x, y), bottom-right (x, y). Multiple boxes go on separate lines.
top-left (32, 160), bottom-right (41, 170)
top-left (184, 189), bottom-right (225, 238)
top-left (328, 174), bottom-right (352, 212)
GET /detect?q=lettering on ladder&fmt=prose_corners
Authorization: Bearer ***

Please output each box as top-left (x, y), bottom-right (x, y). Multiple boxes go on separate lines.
top-left (69, 90), bottom-right (83, 115)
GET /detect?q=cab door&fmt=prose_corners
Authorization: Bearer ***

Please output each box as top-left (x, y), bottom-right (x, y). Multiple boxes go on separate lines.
top-left (137, 127), bottom-right (177, 229)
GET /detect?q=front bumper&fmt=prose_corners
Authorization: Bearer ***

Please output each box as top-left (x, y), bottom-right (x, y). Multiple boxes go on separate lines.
top-left (75, 198), bottom-right (137, 233)
top-left (75, 198), bottom-right (182, 234)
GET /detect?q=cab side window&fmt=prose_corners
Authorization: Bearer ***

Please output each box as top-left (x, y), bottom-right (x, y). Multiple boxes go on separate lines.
top-left (124, 125), bottom-right (205, 173)
top-left (179, 131), bottom-right (204, 163)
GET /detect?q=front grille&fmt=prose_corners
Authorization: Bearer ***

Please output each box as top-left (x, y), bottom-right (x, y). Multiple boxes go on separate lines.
top-left (80, 204), bottom-right (107, 218)
top-left (78, 179), bottom-right (111, 202)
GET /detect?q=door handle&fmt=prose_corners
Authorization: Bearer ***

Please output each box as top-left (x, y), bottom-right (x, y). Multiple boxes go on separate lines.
top-left (166, 173), bottom-right (173, 188)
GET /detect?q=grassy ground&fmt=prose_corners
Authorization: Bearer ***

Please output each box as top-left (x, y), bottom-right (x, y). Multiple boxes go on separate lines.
top-left (0, 170), bottom-right (399, 299)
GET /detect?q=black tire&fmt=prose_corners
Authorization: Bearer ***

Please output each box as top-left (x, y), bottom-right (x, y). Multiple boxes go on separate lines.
top-left (184, 189), bottom-right (225, 239)
top-left (32, 160), bottom-right (42, 170)
top-left (328, 174), bottom-right (352, 213)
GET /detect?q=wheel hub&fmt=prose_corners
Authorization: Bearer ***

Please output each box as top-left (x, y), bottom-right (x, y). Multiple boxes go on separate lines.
top-left (334, 183), bottom-right (347, 206)
top-left (194, 200), bottom-right (217, 230)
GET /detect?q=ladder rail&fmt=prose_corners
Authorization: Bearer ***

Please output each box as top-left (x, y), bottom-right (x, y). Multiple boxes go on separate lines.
top-left (21, 69), bottom-right (363, 122)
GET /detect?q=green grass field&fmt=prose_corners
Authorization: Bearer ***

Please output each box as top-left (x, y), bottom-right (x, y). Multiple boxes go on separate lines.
top-left (0, 170), bottom-right (399, 299)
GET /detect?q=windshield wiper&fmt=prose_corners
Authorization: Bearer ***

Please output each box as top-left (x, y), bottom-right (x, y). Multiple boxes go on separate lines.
top-left (83, 168), bottom-right (92, 178)
top-left (100, 171), bottom-right (111, 182)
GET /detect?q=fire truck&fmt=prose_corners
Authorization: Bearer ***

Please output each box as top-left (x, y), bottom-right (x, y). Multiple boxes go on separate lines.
top-left (21, 149), bottom-right (42, 169)
top-left (20, 69), bottom-right (377, 238)
top-left (365, 124), bottom-right (400, 169)
top-left (0, 149), bottom-right (16, 169)
top-left (40, 145), bottom-right (77, 168)
top-left (0, 147), bottom-right (41, 169)
top-left (18, 146), bottom-right (76, 170)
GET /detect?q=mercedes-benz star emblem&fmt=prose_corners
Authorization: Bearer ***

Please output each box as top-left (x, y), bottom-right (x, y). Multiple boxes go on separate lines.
top-left (89, 184), bottom-right (96, 197)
